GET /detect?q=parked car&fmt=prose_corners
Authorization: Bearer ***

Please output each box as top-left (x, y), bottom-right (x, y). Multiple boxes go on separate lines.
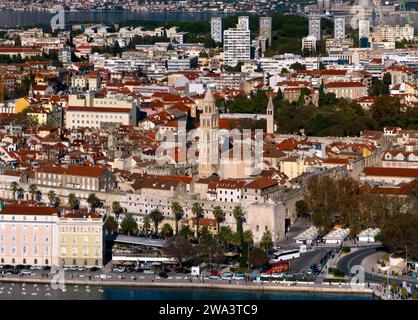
top-left (232, 272), bottom-right (246, 280)
top-left (209, 270), bottom-right (221, 279)
top-left (89, 267), bottom-right (100, 272)
top-left (159, 271), bottom-right (168, 279)
top-left (221, 272), bottom-right (233, 280)
top-left (20, 270), bottom-right (32, 276)
top-left (143, 269), bottom-right (155, 275)
top-left (30, 266), bottom-right (44, 270)
top-left (271, 272), bottom-right (284, 279)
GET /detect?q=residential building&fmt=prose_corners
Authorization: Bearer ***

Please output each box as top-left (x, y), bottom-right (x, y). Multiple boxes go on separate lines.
top-left (223, 28), bottom-right (251, 67)
top-left (324, 81), bottom-right (368, 100)
top-left (359, 19), bottom-right (370, 45)
top-left (29, 165), bottom-right (116, 192)
top-left (259, 17), bottom-right (272, 46)
top-left (0, 204), bottom-right (59, 267)
top-left (237, 16), bottom-right (249, 30)
top-left (211, 16), bottom-right (223, 44)
top-left (334, 16), bottom-right (346, 39)
top-left (57, 211), bottom-right (105, 268)
top-left (309, 15), bottom-right (321, 40)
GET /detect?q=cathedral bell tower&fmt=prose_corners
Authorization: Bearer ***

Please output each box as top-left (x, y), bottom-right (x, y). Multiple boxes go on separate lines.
top-left (198, 89), bottom-right (219, 177)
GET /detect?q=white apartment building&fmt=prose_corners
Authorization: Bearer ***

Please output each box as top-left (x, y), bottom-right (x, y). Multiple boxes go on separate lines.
top-left (66, 106), bottom-right (137, 129)
top-left (259, 17), bottom-right (272, 45)
top-left (211, 16), bottom-right (223, 43)
top-left (66, 94), bottom-right (138, 129)
top-left (309, 15), bottom-right (321, 40)
top-left (359, 19), bottom-right (370, 41)
top-left (372, 24), bottom-right (414, 42)
top-left (237, 16), bottom-right (250, 30)
top-left (223, 28), bottom-right (251, 67)
top-left (334, 16), bottom-right (346, 39)
top-left (166, 56), bottom-right (198, 72)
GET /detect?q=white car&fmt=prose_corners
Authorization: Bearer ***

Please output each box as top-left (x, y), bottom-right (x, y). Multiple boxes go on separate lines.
top-left (232, 272), bottom-right (246, 280)
top-left (221, 272), bottom-right (233, 280)
top-left (271, 273), bottom-right (284, 279)
top-left (20, 270), bottom-right (32, 275)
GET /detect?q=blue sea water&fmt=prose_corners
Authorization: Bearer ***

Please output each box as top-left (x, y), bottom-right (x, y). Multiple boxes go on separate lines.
top-left (0, 282), bottom-right (376, 300)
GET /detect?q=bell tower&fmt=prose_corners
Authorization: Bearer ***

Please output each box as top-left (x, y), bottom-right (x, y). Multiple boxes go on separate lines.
top-left (198, 89), bottom-right (219, 177)
top-left (266, 95), bottom-right (274, 134)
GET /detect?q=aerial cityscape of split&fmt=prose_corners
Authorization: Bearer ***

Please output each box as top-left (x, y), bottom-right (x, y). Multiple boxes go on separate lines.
top-left (0, 0), bottom-right (417, 305)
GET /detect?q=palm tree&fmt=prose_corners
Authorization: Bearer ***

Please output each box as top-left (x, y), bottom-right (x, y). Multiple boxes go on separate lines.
top-left (243, 230), bottom-right (254, 245)
top-left (218, 226), bottom-right (233, 249)
top-left (10, 182), bottom-right (19, 200)
top-left (35, 190), bottom-right (42, 202)
top-left (142, 215), bottom-right (151, 233)
top-left (192, 202), bottom-right (204, 239)
top-left (120, 213), bottom-right (138, 236)
top-left (161, 223), bottom-right (174, 239)
top-left (171, 201), bottom-right (183, 236)
top-left (213, 206), bottom-right (225, 235)
top-left (29, 184), bottom-right (37, 201)
top-left (149, 209), bottom-right (164, 234)
top-left (260, 230), bottom-right (273, 251)
top-left (112, 201), bottom-right (123, 223)
top-left (47, 190), bottom-right (56, 206)
top-left (233, 206), bottom-right (245, 244)
top-left (105, 216), bottom-right (118, 235)
top-left (87, 193), bottom-right (101, 212)
top-left (68, 193), bottom-right (78, 209)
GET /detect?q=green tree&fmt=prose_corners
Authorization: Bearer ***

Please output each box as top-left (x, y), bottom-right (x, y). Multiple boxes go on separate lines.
top-left (87, 193), bottom-right (101, 212)
top-left (179, 224), bottom-right (193, 240)
top-left (200, 226), bottom-right (213, 245)
top-left (290, 62), bottom-right (306, 71)
top-left (112, 201), bottom-right (123, 222)
top-left (213, 206), bottom-right (225, 235)
top-left (381, 213), bottom-right (418, 260)
top-left (192, 202), bottom-right (204, 238)
top-left (161, 223), bottom-right (174, 239)
top-left (231, 232), bottom-right (242, 249)
top-left (242, 230), bottom-right (254, 246)
top-left (142, 215), bottom-right (151, 232)
top-left (295, 200), bottom-right (309, 218)
top-left (47, 190), bottom-right (56, 206)
top-left (233, 206), bottom-right (245, 244)
top-left (67, 193), bottom-right (78, 209)
top-left (29, 184), bottom-right (38, 201)
top-left (105, 216), bottom-right (118, 234)
top-left (218, 226), bottom-right (233, 248)
top-left (249, 248), bottom-right (269, 268)
top-left (149, 209), bottom-right (164, 234)
top-left (171, 201), bottom-right (183, 236)
top-left (10, 182), bottom-right (19, 200)
top-left (260, 230), bottom-right (273, 251)
top-left (120, 213), bottom-right (138, 235)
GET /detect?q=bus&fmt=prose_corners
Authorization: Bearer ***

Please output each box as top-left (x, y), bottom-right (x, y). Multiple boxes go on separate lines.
top-left (269, 249), bottom-right (301, 264)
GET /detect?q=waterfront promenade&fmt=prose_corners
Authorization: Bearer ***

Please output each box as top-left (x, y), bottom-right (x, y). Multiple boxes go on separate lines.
top-left (0, 272), bottom-right (375, 296)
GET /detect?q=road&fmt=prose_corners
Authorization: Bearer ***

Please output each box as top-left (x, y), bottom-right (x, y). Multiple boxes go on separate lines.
top-left (336, 246), bottom-right (418, 286)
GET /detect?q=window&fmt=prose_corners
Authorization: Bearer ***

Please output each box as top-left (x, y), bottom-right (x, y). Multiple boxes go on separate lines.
top-left (45, 259), bottom-right (48, 265)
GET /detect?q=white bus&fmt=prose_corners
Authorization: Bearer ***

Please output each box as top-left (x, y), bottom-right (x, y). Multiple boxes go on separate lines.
top-left (269, 249), bottom-right (301, 263)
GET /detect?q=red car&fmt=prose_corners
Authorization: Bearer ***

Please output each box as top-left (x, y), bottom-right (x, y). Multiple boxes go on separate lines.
top-left (210, 270), bottom-right (221, 279)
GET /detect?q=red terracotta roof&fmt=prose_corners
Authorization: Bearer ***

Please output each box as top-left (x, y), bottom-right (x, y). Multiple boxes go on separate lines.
top-left (1, 205), bottom-right (59, 216)
top-left (364, 167), bottom-right (418, 178)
